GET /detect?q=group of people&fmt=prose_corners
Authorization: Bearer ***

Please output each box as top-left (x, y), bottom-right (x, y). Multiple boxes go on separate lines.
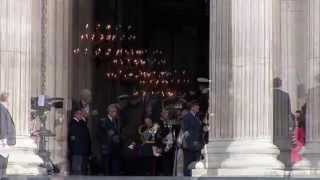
top-left (67, 88), bottom-right (209, 176)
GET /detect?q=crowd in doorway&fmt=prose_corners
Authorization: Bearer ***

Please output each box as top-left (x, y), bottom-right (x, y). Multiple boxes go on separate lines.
top-left (67, 78), bottom-right (210, 176)
top-left (66, 76), bottom-right (316, 176)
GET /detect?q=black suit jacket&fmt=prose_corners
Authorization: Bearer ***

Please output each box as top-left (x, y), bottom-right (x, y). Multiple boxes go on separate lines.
top-left (68, 118), bottom-right (91, 156)
top-left (181, 112), bottom-right (203, 152)
top-left (0, 103), bottom-right (16, 145)
top-left (98, 117), bottom-right (121, 156)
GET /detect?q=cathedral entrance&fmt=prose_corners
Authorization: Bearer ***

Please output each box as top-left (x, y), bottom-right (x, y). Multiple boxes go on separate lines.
top-left (70, 0), bottom-right (210, 176)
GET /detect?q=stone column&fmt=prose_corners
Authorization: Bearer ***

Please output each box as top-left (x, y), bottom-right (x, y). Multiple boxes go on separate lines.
top-left (292, 0), bottom-right (320, 176)
top-left (42, 0), bottom-right (76, 175)
top-left (0, 0), bottom-right (32, 136)
top-left (0, 0), bottom-right (47, 175)
top-left (194, 0), bottom-right (284, 176)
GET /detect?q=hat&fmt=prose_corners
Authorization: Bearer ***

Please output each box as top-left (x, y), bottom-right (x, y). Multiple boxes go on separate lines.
top-left (117, 94), bottom-right (129, 100)
top-left (188, 100), bottom-right (200, 109)
top-left (129, 93), bottom-right (141, 100)
top-left (197, 77), bottom-right (209, 84)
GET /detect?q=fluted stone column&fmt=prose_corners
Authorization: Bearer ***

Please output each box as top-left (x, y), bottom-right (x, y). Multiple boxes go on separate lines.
top-left (292, 0), bottom-right (320, 176)
top-left (0, 0), bottom-right (49, 175)
top-left (39, 0), bottom-right (77, 175)
top-left (0, 0), bottom-right (32, 136)
top-left (194, 0), bottom-right (284, 176)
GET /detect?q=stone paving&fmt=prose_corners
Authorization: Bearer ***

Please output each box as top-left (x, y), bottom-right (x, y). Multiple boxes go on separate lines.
top-left (3, 176), bottom-right (320, 180)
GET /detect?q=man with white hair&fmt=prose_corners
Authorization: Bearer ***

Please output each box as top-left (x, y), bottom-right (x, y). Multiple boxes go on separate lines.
top-left (98, 104), bottom-right (121, 175)
top-left (0, 92), bottom-right (16, 177)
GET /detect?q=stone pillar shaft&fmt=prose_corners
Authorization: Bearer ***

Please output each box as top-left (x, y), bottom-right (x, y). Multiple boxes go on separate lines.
top-left (0, 0), bottom-right (32, 135)
top-left (195, 0), bottom-right (284, 176)
top-left (211, 0), bottom-right (274, 140)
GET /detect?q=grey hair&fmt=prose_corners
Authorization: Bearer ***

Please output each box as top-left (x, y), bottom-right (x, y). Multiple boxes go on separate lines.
top-left (107, 103), bottom-right (118, 113)
top-left (80, 89), bottom-right (91, 99)
top-left (0, 92), bottom-right (9, 102)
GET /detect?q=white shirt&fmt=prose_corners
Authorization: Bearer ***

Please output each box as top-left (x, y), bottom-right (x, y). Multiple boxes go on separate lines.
top-left (0, 139), bottom-right (10, 157)
top-left (108, 115), bottom-right (113, 122)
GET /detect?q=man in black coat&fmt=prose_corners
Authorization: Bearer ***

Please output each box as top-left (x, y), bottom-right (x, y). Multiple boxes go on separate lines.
top-left (98, 104), bottom-right (121, 176)
top-left (181, 100), bottom-right (203, 176)
top-left (0, 93), bottom-right (16, 177)
top-left (68, 108), bottom-right (91, 175)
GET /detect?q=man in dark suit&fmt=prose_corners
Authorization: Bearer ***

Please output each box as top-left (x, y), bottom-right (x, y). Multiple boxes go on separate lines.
top-left (68, 107), bottom-right (91, 175)
top-left (98, 104), bottom-right (121, 175)
top-left (0, 92), bottom-right (16, 177)
top-left (182, 100), bottom-right (203, 176)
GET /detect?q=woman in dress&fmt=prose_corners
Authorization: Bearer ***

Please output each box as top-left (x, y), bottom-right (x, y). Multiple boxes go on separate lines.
top-left (291, 110), bottom-right (305, 165)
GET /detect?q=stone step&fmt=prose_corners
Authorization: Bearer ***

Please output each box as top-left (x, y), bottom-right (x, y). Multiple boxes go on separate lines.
top-left (6, 136), bottom-right (46, 175)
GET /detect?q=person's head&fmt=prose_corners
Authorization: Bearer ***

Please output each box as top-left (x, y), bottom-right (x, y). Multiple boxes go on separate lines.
top-left (80, 89), bottom-right (92, 104)
top-left (107, 104), bottom-right (118, 119)
top-left (295, 110), bottom-right (305, 128)
top-left (129, 94), bottom-right (141, 105)
top-left (160, 109), bottom-right (169, 120)
top-left (0, 92), bottom-right (9, 102)
top-left (273, 77), bottom-right (282, 88)
top-left (144, 117), bottom-right (153, 128)
top-left (117, 94), bottom-right (129, 108)
top-left (189, 100), bottom-right (200, 114)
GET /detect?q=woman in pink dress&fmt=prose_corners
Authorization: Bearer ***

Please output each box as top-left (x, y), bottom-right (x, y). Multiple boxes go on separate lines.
top-left (291, 110), bottom-right (305, 165)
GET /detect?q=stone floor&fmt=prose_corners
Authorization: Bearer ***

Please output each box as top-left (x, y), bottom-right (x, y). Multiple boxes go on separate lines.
top-left (6, 136), bottom-right (45, 175)
top-left (3, 176), bottom-right (320, 180)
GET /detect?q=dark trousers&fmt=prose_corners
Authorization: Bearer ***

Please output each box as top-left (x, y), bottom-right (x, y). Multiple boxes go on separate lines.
top-left (70, 155), bottom-right (89, 175)
top-left (158, 151), bottom-right (174, 176)
top-left (0, 155), bottom-right (8, 178)
top-left (183, 150), bottom-right (201, 176)
top-left (102, 154), bottom-right (120, 176)
top-left (140, 157), bottom-right (156, 176)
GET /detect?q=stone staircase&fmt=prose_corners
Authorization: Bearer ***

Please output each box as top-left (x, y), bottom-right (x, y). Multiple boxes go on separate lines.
top-left (6, 136), bottom-right (46, 175)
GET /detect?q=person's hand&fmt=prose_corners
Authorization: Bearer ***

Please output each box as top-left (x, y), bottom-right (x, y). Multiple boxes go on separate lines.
top-left (203, 125), bottom-right (209, 132)
top-left (184, 131), bottom-right (190, 137)
top-left (108, 130), bottom-right (115, 136)
top-left (92, 110), bottom-right (99, 116)
top-left (128, 142), bottom-right (136, 150)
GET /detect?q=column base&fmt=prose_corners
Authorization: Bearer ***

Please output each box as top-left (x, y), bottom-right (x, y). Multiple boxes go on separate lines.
top-left (290, 169), bottom-right (320, 177)
top-left (193, 168), bottom-right (285, 177)
top-left (6, 136), bottom-right (46, 175)
top-left (195, 139), bottom-right (284, 177)
top-left (274, 138), bottom-right (291, 169)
